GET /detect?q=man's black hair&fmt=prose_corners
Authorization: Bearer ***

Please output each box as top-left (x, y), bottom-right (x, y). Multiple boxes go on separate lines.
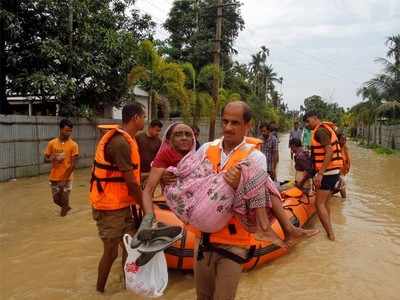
top-left (150, 119), bottom-right (163, 128)
top-left (191, 125), bottom-right (200, 133)
top-left (259, 122), bottom-right (271, 131)
top-left (221, 101), bottom-right (252, 123)
top-left (303, 111), bottom-right (319, 122)
top-left (289, 138), bottom-right (302, 148)
top-left (59, 119), bottom-right (73, 129)
top-left (122, 103), bottom-right (145, 124)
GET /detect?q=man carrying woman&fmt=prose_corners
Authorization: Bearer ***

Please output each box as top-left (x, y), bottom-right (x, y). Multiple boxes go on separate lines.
top-left (135, 101), bottom-right (319, 299)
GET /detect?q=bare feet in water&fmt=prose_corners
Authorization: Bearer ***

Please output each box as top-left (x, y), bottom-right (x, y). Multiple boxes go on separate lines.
top-left (260, 229), bottom-right (289, 250)
top-left (286, 227), bottom-right (320, 246)
top-left (60, 206), bottom-right (71, 217)
top-left (327, 232), bottom-right (335, 241)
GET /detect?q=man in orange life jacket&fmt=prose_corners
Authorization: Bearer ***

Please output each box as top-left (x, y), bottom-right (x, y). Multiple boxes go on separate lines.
top-left (142, 101), bottom-right (315, 299)
top-left (89, 103), bottom-right (151, 293)
top-left (303, 111), bottom-right (344, 241)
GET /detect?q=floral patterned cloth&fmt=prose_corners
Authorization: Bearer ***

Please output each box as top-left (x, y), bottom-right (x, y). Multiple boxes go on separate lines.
top-left (164, 149), bottom-right (281, 233)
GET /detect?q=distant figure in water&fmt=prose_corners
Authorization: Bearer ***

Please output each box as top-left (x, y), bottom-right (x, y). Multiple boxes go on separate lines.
top-left (44, 119), bottom-right (79, 217)
top-left (334, 131), bottom-right (351, 199)
top-left (302, 127), bottom-right (312, 151)
top-left (303, 111), bottom-right (344, 241)
top-left (136, 119), bottom-right (163, 185)
top-left (289, 121), bottom-right (303, 160)
top-left (289, 138), bottom-right (315, 192)
top-left (259, 122), bottom-right (279, 181)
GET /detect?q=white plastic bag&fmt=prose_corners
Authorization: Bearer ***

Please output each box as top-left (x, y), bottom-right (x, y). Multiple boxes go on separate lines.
top-left (123, 234), bottom-right (168, 298)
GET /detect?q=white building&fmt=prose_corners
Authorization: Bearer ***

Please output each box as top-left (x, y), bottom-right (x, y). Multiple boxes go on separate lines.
top-left (106, 86), bottom-right (150, 120)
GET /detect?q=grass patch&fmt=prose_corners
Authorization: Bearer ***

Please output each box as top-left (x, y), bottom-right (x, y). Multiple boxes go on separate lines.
top-left (355, 140), bottom-right (399, 155)
top-left (373, 146), bottom-right (397, 155)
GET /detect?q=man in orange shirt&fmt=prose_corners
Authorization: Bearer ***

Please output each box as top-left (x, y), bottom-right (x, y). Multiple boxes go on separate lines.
top-left (44, 119), bottom-right (79, 216)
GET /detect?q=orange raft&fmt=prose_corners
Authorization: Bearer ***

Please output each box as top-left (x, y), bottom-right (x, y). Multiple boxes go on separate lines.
top-left (153, 187), bottom-right (316, 271)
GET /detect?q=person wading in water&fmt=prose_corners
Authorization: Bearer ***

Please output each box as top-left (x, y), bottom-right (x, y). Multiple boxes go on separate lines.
top-left (89, 103), bottom-right (148, 293)
top-left (44, 119), bottom-right (79, 217)
top-left (303, 111), bottom-right (344, 241)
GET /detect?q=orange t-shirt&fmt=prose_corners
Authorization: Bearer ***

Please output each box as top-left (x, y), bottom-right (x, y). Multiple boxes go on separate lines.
top-left (44, 138), bottom-right (79, 181)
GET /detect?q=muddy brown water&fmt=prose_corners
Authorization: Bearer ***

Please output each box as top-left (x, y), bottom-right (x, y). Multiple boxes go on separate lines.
top-left (1, 134), bottom-right (399, 300)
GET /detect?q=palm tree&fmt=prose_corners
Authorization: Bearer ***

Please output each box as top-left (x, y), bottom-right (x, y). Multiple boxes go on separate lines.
top-left (364, 35), bottom-right (400, 101)
top-left (181, 63), bottom-right (220, 126)
top-left (249, 46), bottom-right (270, 100)
top-left (377, 100), bottom-right (400, 122)
top-left (355, 86), bottom-right (382, 144)
top-left (128, 40), bottom-right (189, 120)
top-left (386, 34), bottom-right (400, 66)
top-left (249, 52), bottom-right (263, 98)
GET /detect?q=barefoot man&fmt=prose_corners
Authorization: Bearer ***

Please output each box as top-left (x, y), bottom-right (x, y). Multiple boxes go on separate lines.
top-left (303, 111), bottom-right (344, 240)
top-left (44, 119), bottom-right (79, 217)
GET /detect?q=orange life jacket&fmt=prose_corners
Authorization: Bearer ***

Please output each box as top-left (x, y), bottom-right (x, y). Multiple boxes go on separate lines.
top-left (244, 137), bottom-right (263, 150)
top-left (311, 122), bottom-right (343, 172)
top-left (199, 138), bottom-right (261, 248)
top-left (341, 145), bottom-right (350, 174)
top-left (90, 128), bottom-right (141, 210)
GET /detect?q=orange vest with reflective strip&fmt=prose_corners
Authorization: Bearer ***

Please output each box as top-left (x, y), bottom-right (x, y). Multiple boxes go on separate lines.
top-left (199, 138), bottom-right (261, 247)
top-left (311, 122), bottom-right (343, 172)
top-left (90, 128), bottom-right (141, 210)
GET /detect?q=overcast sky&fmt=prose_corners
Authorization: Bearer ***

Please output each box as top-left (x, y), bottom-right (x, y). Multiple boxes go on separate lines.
top-left (134, 0), bottom-right (399, 110)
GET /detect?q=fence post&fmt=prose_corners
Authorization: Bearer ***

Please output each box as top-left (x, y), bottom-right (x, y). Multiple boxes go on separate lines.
top-left (35, 115), bottom-right (40, 175)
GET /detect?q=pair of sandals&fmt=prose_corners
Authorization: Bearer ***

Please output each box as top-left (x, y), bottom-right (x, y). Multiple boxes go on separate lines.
top-left (131, 224), bottom-right (183, 266)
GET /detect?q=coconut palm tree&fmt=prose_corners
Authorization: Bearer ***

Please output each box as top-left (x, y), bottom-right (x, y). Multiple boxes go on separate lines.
top-left (386, 34), bottom-right (400, 66)
top-left (354, 86), bottom-right (382, 144)
top-left (249, 46), bottom-right (270, 100)
top-left (263, 64), bottom-right (281, 105)
top-left (364, 35), bottom-right (400, 101)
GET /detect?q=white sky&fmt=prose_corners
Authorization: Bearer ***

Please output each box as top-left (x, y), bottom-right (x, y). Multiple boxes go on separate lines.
top-left (134, 0), bottom-right (400, 110)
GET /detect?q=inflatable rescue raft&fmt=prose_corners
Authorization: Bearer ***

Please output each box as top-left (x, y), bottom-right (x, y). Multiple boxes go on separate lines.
top-left (153, 186), bottom-right (316, 271)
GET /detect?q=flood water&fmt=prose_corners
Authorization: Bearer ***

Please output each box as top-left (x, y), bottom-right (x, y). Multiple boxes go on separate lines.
top-left (1, 133), bottom-right (399, 300)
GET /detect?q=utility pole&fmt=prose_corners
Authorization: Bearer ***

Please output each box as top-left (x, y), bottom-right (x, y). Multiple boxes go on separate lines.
top-left (68, 0), bottom-right (73, 77)
top-left (0, 0), bottom-right (9, 114)
top-left (208, 0), bottom-right (223, 141)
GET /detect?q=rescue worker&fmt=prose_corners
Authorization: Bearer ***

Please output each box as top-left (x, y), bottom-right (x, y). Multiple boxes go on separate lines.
top-left (303, 111), bottom-right (344, 241)
top-left (89, 103), bottom-right (150, 293)
top-left (137, 102), bottom-right (318, 299)
top-left (192, 102), bottom-right (318, 299)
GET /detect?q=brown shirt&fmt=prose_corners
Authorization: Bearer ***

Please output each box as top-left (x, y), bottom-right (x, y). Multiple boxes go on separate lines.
top-left (136, 132), bottom-right (162, 173)
top-left (104, 134), bottom-right (133, 172)
top-left (315, 127), bottom-right (331, 146)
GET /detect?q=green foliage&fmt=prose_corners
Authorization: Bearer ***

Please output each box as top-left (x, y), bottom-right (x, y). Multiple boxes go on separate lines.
top-left (2, 0), bottom-right (155, 116)
top-left (163, 0), bottom-right (244, 70)
top-left (351, 34), bottom-right (400, 127)
top-left (357, 142), bottom-right (399, 155)
top-left (2, 0), bottom-right (291, 130)
top-left (181, 63), bottom-right (220, 125)
top-left (301, 95), bottom-right (345, 126)
top-left (128, 40), bottom-right (190, 121)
